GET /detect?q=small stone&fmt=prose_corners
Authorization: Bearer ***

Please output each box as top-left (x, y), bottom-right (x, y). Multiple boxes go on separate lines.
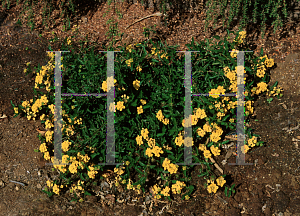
top-left (36, 183), bottom-right (42, 189)
top-left (16, 186), bottom-right (19, 191)
top-left (0, 180), bottom-right (4, 187)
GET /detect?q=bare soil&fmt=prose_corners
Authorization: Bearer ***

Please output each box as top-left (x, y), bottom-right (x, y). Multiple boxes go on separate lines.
top-left (0, 0), bottom-right (300, 215)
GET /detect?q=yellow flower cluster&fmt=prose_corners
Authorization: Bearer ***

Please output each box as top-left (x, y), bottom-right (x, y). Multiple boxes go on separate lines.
top-left (181, 107), bottom-right (207, 128)
top-left (136, 65), bottom-right (142, 72)
top-left (39, 143), bottom-right (47, 153)
top-left (137, 105), bottom-right (143, 115)
top-left (209, 86), bottom-right (226, 99)
top-left (230, 49), bottom-right (239, 58)
top-left (46, 180), bottom-right (63, 195)
top-left (116, 101), bottom-right (125, 111)
top-left (88, 165), bottom-right (98, 179)
top-left (101, 77), bottom-right (117, 92)
top-left (70, 180), bottom-right (85, 196)
top-left (126, 58), bottom-right (133, 67)
top-left (172, 181), bottom-right (186, 194)
top-left (248, 136), bottom-right (258, 147)
top-left (209, 124), bottom-right (223, 143)
top-left (121, 94), bottom-right (130, 103)
top-left (150, 47), bottom-right (169, 59)
top-left (34, 52), bottom-right (55, 91)
top-left (266, 85), bottom-right (283, 97)
top-left (207, 176), bottom-right (226, 193)
top-left (114, 166), bottom-right (125, 187)
top-left (175, 132), bottom-right (184, 147)
top-left (198, 142), bottom-right (220, 159)
top-left (234, 30), bottom-right (246, 44)
top-left (162, 158), bottom-right (178, 174)
top-left (241, 136), bottom-right (259, 153)
top-left (126, 44), bottom-right (133, 53)
top-left (245, 101), bottom-right (254, 116)
top-left (161, 186), bottom-right (170, 197)
top-left (136, 127), bottom-right (149, 146)
top-left (51, 155), bottom-right (70, 173)
top-left (145, 140), bottom-right (164, 158)
top-left (156, 110), bottom-right (170, 125)
top-left (20, 94), bottom-right (49, 121)
top-left (133, 79), bottom-right (140, 90)
top-left (67, 37), bottom-right (72, 46)
top-left (151, 184), bottom-right (162, 199)
top-left (68, 155), bottom-right (85, 174)
top-left (210, 145), bottom-right (221, 156)
top-left (251, 82), bottom-right (268, 95)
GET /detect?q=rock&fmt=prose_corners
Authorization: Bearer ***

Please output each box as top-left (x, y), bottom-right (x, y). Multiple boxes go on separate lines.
top-left (0, 180), bottom-right (4, 187)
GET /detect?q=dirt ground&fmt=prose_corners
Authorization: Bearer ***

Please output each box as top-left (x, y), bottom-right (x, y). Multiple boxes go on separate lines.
top-left (0, 0), bottom-right (300, 215)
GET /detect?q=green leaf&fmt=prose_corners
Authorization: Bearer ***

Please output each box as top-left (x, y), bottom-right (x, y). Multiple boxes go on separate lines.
top-left (136, 168), bottom-right (144, 175)
top-left (84, 191), bottom-right (92, 196)
top-left (156, 132), bottom-right (165, 137)
top-left (130, 99), bottom-right (138, 107)
top-left (138, 160), bottom-right (145, 166)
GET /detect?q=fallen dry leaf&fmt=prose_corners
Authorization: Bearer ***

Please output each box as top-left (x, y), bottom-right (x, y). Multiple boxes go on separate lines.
top-left (36, 128), bottom-right (47, 136)
top-left (0, 114), bottom-right (7, 119)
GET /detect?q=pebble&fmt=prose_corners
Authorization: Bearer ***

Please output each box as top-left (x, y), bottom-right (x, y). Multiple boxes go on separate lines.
top-left (15, 186), bottom-right (19, 191)
top-left (36, 183), bottom-right (42, 189)
top-left (101, 181), bottom-right (109, 190)
top-left (0, 180), bottom-right (4, 187)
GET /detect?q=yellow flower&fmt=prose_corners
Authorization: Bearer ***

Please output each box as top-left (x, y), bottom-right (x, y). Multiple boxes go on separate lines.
top-left (67, 37), bottom-right (72, 45)
top-left (133, 79), bottom-right (140, 90)
top-left (156, 110), bottom-right (164, 121)
top-left (136, 134), bottom-right (143, 146)
top-left (53, 184), bottom-right (60, 195)
top-left (210, 145), bottom-right (221, 156)
top-left (39, 143), bottom-right (47, 153)
top-left (242, 145), bottom-right (250, 153)
top-left (185, 195), bottom-right (190, 200)
top-left (161, 186), bottom-right (170, 197)
top-left (162, 118), bottom-right (169, 125)
top-left (116, 101), bottom-right (125, 111)
top-left (152, 145), bottom-right (163, 157)
top-left (175, 135), bottom-right (184, 147)
top-left (126, 58), bottom-right (133, 67)
top-left (14, 107), bottom-right (18, 114)
top-left (136, 65), bottom-right (142, 72)
top-left (140, 99), bottom-right (147, 105)
top-left (88, 166), bottom-right (98, 179)
top-left (145, 148), bottom-right (153, 157)
top-left (44, 151), bottom-right (50, 160)
top-left (147, 138), bottom-right (156, 148)
top-left (230, 49), bottom-right (239, 58)
top-left (216, 176), bottom-right (226, 187)
top-left (199, 144), bottom-right (207, 151)
top-left (195, 108), bottom-right (207, 119)
top-left (171, 181), bottom-right (186, 194)
top-left (137, 105), bottom-right (143, 114)
top-left (203, 150), bottom-right (212, 159)
top-left (114, 167), bottom-right (125, 176)
top-left (248, 136), bottom-right (257, 147)
top-left (265, 58), bottom-right (274, 68)
top-left (141, 128), bottom-right (149, 140)
top-left (102, 81), bottom-right (108, 92)
top-left (207, 182), bottom-right (219, 193)
top-left (46, 180), bottom-right (53, 188)
top-left (203, 123), bottom-right (212, 132)
top-left (197, 128), bottom-right (206, 137)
